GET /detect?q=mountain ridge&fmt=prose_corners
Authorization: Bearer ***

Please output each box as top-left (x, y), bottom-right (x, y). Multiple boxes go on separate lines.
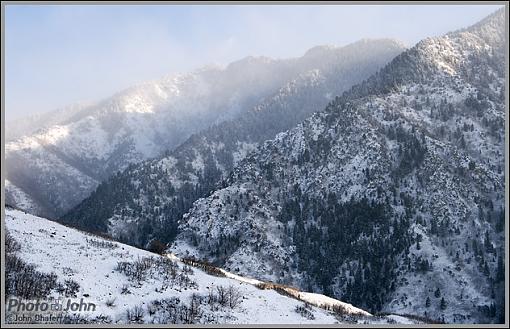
top-left (61, 38), bottom-right (405, 246)
top-left (6, 39), bottom-right (405, 219)
top-left (170, 8), bottom-right (506, 323)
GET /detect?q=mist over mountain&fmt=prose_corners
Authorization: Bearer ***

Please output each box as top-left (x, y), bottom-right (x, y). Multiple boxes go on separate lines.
top-left (59, 39), bottom-right (405, 247)
top-left (5, 40), bottom-right (404, 219)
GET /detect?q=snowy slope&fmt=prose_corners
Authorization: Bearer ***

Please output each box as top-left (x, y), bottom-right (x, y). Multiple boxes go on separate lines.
top-left (5, 180), bottom-right (43, 216)
top-left (5, 208), bottom-right (420, 325)
top-left (5, 102), bottom-right (92, 142)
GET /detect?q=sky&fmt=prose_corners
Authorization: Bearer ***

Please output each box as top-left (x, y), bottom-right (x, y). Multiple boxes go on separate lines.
top-left (4, 4), bottom-right (503, 121)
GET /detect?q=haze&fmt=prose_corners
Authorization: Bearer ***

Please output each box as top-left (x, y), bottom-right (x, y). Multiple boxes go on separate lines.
top-left (4, 4), bottom-right (502, 121)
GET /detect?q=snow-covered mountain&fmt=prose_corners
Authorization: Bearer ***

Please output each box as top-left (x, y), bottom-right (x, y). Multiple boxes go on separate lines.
top-left (169, 9), bottom-right (506, 324)
top-left (61, 39), bottom-right (405, 246)
top-left (5, 207), bottom-right (424, 325)
top-left (5, 102), bottom-right (93, 142)
top-left (5, 39), bottom-right (404, 219)
top-left (3, 62), bottom-right (284, 218)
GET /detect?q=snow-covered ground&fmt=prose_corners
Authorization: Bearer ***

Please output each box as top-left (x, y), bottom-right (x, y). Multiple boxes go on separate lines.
top-left (5, 208), bottom-right (418, 324)
top-left (5, 180), bottom-right (42, 216)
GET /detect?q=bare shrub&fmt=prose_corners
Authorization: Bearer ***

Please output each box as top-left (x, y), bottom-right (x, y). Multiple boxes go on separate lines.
top-left (115, 257), bottom-right (153, 282)
top-left (146, 295), bottom-right (208, 324)
top-left (183, 293), bottom-right (204, 323)
top-left (181, 257), bottom-right (225, 277)
top-left (206, 287), bottom-right (219, 311)
top-left (329, 303), bottom-right (349, 316)
top-left (227, 285), bottom-right (243, 309)
top-left (157, 297), bottom-right (181, 323)
top-left (64, 279), bottom-right (80, 297)
top-left (182, 265), bottom-right (194, 275)
top-left (86, 238), bottom-right (118, 249)
top-left (5, 230), bottom-right (21, 253)
top-left (126, 305), bottom-right (145, 323)
top-left (121, 284), bottom-right (131, 295)
top-left (5, 254), bottom-right (59, 299)
top-left (105, 297), bottom-right (116, 307)
top-left (115, 261), bottom-right (131, 273)
top-left (216, 285), bottom-right (228, 306)
top-left (175, 273), bottom-right (198, 290)
top-left (62, 267), bottom-right (75, 275)
top-left (295, 303), bottom-right (315, 320)
top-left (116, 256), bottom-right (179, 283)
top-left (215, 285), bottom-right (243, 309)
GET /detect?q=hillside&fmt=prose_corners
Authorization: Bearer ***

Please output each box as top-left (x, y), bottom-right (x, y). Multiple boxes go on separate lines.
top-left (5, 208), bottom-right (422, 325)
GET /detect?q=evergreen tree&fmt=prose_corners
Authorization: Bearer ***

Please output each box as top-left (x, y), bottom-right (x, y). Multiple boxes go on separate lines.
top-left (440, 297), bottom-right (447, 310)
top-left (484, 231), bottom-right (494, 253)
top-left (496, 254), bottom-right (505, 282)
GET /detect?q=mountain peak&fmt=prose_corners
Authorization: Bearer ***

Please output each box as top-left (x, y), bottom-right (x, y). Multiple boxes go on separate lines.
top-left (448, 7), bottom-right (505, 47)
top-left (303, 39), bottom-right (406, 59)
top-left (226, 55), bottom-right (276, 70)
top-left (303, 45), bottom-right (338, 57)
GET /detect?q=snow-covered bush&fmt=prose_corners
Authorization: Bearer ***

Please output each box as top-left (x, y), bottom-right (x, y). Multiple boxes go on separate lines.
top-left (295, 303), bottom-right (315, 320)
top-left (86, 237), bottom-right (118, 249)
top-left (126, 305), bottom-right (145, 323)
top-left (5, 254), bottom-right (59, 299)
